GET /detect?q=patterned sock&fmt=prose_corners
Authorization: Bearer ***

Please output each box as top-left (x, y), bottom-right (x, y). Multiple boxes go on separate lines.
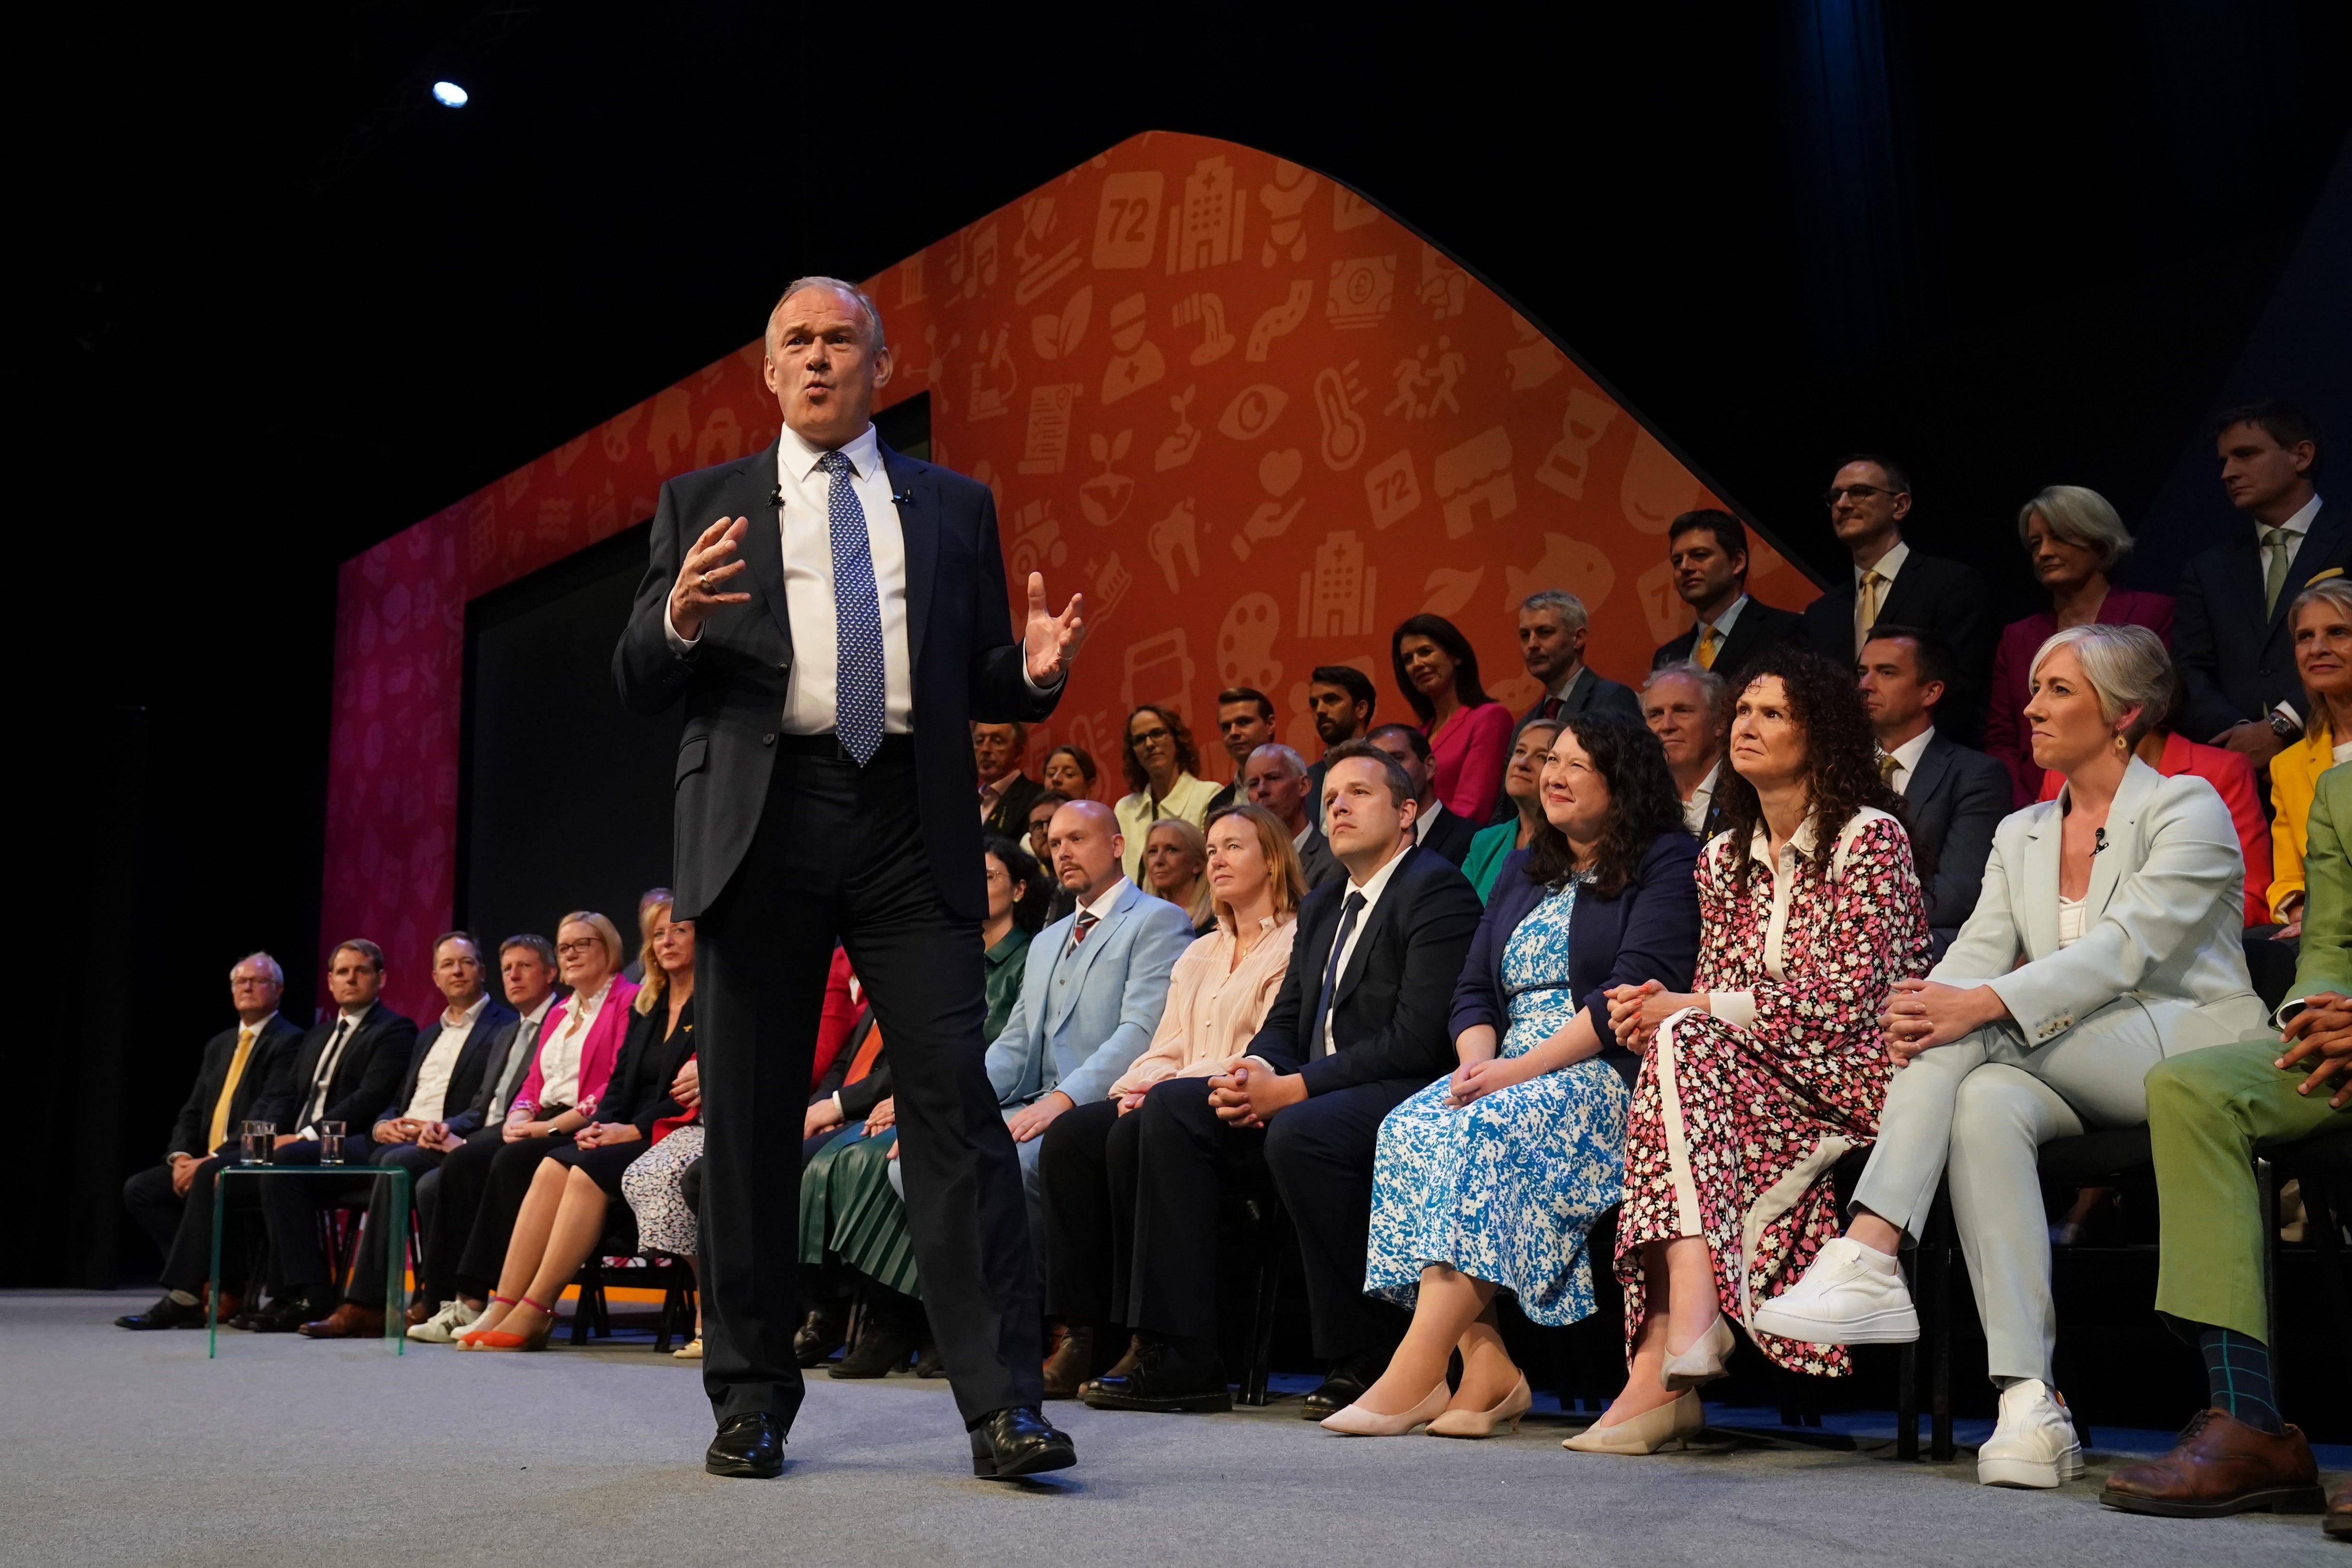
top-left (2196, 1326), bottom-right (2284, 1434)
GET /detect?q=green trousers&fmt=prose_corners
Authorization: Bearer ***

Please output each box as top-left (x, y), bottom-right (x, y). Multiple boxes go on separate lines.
top-left (2148, 1036), bottom-right (2347, 1341)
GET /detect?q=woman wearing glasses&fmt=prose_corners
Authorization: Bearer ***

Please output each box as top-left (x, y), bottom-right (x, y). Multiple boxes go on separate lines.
top-left (1111, 706), bottom-right (1220, 882)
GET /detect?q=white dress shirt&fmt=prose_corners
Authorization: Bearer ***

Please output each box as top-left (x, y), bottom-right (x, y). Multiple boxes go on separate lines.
top-left (297, 1000), bottom-right (374, 1139)
top-left (538, 978), bottom-right (615, 1111)
top-left (1319, 844), bottom-right (1411, 1055)
top-left (1413, 799), bottom-right (1449, 846)
top-left (1882, 726), bottom-right (1935, 798)
top-left (1694, 592), bottom-right (1749, 645)
top-left (1681, 758), bottom-right (1724, 838)
top-left (404, 992), bottom-right (489, 1124)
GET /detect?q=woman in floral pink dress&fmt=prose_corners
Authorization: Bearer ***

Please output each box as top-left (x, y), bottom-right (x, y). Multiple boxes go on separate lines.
top-left (1568, 646), bottom-right (1931, 1454)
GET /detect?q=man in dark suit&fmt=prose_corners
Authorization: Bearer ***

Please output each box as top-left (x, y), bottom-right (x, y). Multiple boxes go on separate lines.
top-left (1858, 626), bottom-right (2010, 958)
top-left (1303, 665), bottom-right (1377, 825)
top-left (1641, 662), bottom-right (1732, 843)
top-left (2174, 400), bottom-right (2345, 766)
top-left (614, 276), bottom-right (1088, 1481)
top-left (1205, 686), bottom-right (1277, 813)
top-left (1518, 590), bottom-right (1641, 724)
top-left (1650, 510), bottom-right (1808, 681)
top-left (1080, 743), bottom-right (1480, 1415)
top-left (1242, 742), bottom-right (1344, 889)
top-left (296, 931), bottom-right (518, 1337)
top-left (1799, 456), bottom-right (1994, 744)
top-left (116, 952), bottom-right (305, 1329)
top-left (975, 721), bottom-right (1045, 840)
top-left (1367, 724), bottom-right (1477, 865)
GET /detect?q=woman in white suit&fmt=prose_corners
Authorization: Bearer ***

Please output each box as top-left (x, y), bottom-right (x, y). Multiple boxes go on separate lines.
top-left (1757, 623), bottom-right (2264, 1490)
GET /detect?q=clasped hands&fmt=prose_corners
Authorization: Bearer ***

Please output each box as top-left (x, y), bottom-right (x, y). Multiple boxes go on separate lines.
top-left (2280, 990), bottom-right (2352, 1109)
top-left (1603, 980), bottom-right (1705, 1054)
top-left (1207, 1063), bottom-right (1307, 1127)
top-left (1881, 979), bottom-right (2008, 1065)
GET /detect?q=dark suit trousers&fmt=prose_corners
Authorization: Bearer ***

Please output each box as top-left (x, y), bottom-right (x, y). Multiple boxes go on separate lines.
top-left (158, 1156), bottom-right (263, 1293)
top-left (256, 1138), bottom-right (381, 1289)
top-left (123, 1163), bottom-right (187, 1264)
top-left (1039, 1095), bottom-right (1146, 1324)
top-left (1261, 1079), bottom-right (1418, 1358)
top-left (343, 1142), bottom-right (443, 1305)
top-left (700, 745), bottom-right (1039, 1430)
top-left (455, 1134), bottom-right (568, 1295)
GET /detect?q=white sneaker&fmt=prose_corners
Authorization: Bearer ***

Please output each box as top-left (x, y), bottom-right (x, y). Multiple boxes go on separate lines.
top-left (406, 1298), bottom-right (481, 1343)
top-left (1977, 1380), bottom-right (2083, 1488)
top-left (1750, 1237), bottom-right (1919, 1344)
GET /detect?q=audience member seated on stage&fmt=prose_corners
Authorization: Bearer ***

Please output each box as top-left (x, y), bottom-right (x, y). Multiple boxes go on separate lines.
top-left (1578, 647), bottom-right (1929, 1455)
top-left (1800, 455), bottom-right (1993, 743)
top-left (1367, 723), bottom-right (1478, 867)
top-left (294, 931), bottom-right (518, 1338)
top-left (1515, 589), bottom-right (1641, 728)
top-left (1088, 745), bottom-right (1480, 1418)
top-left (1206, 686), bottom-right (1277, 813)
top-left (410, 934), bottom-right (561, 1342)
top-left (234, 940), bottom-right (418, 1333)
top-left (461, 906), bottom-right (696, 1350)
top-left (1243, 743), bottom-right (1342, 890)
top-left (800, 839), bottom-right (1047, 1377)
top-left (1986, 486), bottom-right (2174, 806)
top-left (2173, 400), bottom-right (2341, 767)
top-left (1144, 817), bottom-right (1217, 935)
top-left (1857, 625), bottom-right (2009, 958)
top-left (1393, 613), bottom-right (1512, 823)
top-left (1641, 662), bottom-right (1730, 842)
top-left (428, 913), bottom-right (638, 1342)
top-left (1304, 664), bottom-right (1379, 821)
top-left (2101, 761), bottom-right (2350, 1524)
top-left (1041, 743), bottom-right (1099, 802)
top-left (1037, 803), bottom-right (1304, 1397)
top-left (1328, 715), bottom-right (1700, 1437)
top-left (2032, 652), bottom-right (2272, 928)
top-left (988, 799), bottom-right (1193, 1248)
top-left (620, 887), bottom-right (673, 983)
top-left (1649, 510), bottom-right (1807, 679)
top-left (622, 1055), bottom-right (706, 1360)
top-left (1460, 717), bottom-right (1564, 902)
top-left (1760, 625), bottom-right (2265, 1490)
top-left (1025, 790), bottom-right (1077, 921)
top-left (117, 952), bottom-right (303, 1330)
top-left (976, 720), bottom-right (1044, 840)
top-left (2264, 580), bottom-right (2352, 934)
top-left (1112, 705), bottom-right (1221, 881)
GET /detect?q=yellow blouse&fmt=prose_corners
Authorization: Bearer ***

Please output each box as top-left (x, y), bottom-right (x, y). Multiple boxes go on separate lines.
top-left (1108, 913), bottom-right (1297, 1098)
top-left (2267, 723), bottom-right (2338, 921)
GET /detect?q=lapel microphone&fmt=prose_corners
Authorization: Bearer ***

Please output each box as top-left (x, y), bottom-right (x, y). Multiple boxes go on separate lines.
top-left (767, 484), bottom-right (786, 510)
top-left (2091, 826), bottom-right (2108, 856)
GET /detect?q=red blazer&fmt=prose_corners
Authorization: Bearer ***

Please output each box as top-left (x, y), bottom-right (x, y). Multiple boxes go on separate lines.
top-left (2038, 731), bottom-right (2270, 926)
top-left (810, 945), bottom-right (864, 1090)
top-left (511, 974), bottom-right (642, 1120)
top-left (1426, 700), bottom-right (1514, 822)
top-left (1989, 588), bottom-right (2175, 807)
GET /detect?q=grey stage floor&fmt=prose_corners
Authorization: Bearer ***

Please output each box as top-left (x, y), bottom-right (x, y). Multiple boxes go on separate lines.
top-left (3, 1291), bottom-right (2339, 1568)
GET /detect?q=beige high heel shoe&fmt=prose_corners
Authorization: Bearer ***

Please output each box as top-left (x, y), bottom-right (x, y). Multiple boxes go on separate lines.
top-left (1561, 1389), bottom-right (1705, 1454)
top-left (1319, 1378), bottom-right (1451, 1436)
top-left (1660, 1314), bottom-right (1735, 1391)
top-left (1427, 1374), bottom-right (1533, 1438)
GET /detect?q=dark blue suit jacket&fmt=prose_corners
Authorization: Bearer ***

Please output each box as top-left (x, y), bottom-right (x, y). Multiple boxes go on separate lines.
top-left (613, 435), bottom-right (1058, 923)
top-left (2172, 501), bottom-right (2351, 743)
top-left (1448, 835), bottom-right (1701, 1088)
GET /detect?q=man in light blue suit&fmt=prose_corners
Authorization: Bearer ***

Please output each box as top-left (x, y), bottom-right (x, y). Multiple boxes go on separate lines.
top-left (983, 798), bottom-right (1194, 1251)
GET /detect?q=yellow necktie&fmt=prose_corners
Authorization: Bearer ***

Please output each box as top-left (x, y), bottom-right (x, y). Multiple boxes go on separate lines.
top-left (1857, 569), bottom-right (1883, 654)
top-left (207, 1026), bottom-right (258, 1152)
top-left (1695, 623), bottom-right (1719, 670)
top-left (1879, 750), bottom-right (1900, 786)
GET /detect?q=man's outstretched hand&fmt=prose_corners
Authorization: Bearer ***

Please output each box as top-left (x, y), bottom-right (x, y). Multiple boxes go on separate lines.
top-left (1023, 573), bottom-right (1088, 687)
top-left (668, 516), bottom-right (753, 641)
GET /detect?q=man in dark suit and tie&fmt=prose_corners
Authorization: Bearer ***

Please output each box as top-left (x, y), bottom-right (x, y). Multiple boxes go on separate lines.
top-left (615, 276), bottom-right (1089, 1481)
top-left (1650, 510), bottom-right (1808, 681)
top-left (975, 722), bottom-right (1045, 840)
top-left (1799, 456), bottom-right (1994, 744)
top-left (1858, 626), bottom-right (2010, 958)
top-left (294, 931), bottom-right (517, 1337)
top-left (1243, 742), bottom-right (1344, 889)
top-left (1518, 590), bottom-right (1641, 724)
top-left (2174, 400), bottom-right (2344, 767)
top-left (1303, 665), bottom-right (1377, 825)
top-left (116, 952), bottom-right (305, 1329)
top-left (1080, 743), bottom-right (1480, 1415)
top-left (1368, 724), bottom-right (1478, 865)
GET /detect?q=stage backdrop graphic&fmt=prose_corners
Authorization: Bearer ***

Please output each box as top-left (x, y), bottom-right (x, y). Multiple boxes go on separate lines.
top-left (322, 129), bottom-right (1813, 1023)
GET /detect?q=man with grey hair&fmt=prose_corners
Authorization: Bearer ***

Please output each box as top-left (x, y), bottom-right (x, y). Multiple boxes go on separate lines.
top-left (1516, 589), bottom-right (1641, 725)
top-left (617, 274), bottom-right (1089, 1481)
top-left (1651, 510), bottom-right (1806, 679)
top-left (1641, 661), bottom-right (1732, 842)
top-left (1244, 741), bottom-right (1343, 888)
top-left (116, 952), bottom-right (306, 1329)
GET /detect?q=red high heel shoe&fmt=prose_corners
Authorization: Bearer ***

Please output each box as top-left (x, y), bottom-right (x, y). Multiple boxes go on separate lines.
top-left (470, 1295), bottom-right (555, 1352)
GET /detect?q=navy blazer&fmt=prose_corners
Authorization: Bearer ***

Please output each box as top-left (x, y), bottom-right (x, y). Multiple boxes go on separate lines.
top-left (1899, 733), bottom-right (2011, 959)
top-left (2172, 501), bottom-right (2352, 743)
top-left (1802, 549), bottom-right (1995, 745)
top-left (376, 997), bottom-right (517, 1127)
top-left (1449, 835), bottom-right (1701, 1088)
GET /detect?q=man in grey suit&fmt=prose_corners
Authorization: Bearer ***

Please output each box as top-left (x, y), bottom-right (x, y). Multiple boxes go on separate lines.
top-left (1859, 625), bottom-right (2011, 958)
top-left (1517, 589), bottom-right (1642, 725)
top-left (985, 800), bottom-right (1194, 1252)
top-left (1243, 742), bottom-right (1343, 889)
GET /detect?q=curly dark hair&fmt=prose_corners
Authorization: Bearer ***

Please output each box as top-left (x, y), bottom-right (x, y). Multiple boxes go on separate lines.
top-left (1118, 704), bottom-right (1203, 795)
top-left (982, 834), bottom-right (1050, 935)
top-left (1711, 644), bottom-right (1907, 889)
top-left (1523, 715), bottom-right (1689, 898)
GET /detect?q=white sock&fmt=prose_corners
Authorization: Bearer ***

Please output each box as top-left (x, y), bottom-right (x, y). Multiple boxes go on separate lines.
top-left (167, 1289), bottom-right (199, 1307)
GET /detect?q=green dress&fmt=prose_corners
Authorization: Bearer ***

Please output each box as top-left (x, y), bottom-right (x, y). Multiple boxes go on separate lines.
top-left (1460, 819), bottom-right (1527, 902)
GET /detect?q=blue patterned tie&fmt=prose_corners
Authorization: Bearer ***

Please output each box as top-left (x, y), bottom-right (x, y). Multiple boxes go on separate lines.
top-left (817, 450), bottom-right (886, 764)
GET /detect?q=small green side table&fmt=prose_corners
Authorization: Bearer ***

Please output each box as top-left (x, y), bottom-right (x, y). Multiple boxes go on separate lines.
top-left (209, 1163), bottom-right (409, 1358)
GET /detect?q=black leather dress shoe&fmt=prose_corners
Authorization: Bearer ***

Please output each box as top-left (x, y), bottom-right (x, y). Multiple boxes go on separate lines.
top-left (246, 1297), bottom-right (326, 1334)
top-left (1081, 1335), bottom-right (1231, 1413)
top-left (116, 1294), bottom-right (205, 1330)
top-left (829, 1316), bottom-right (918, 1378)
top-left (971, 1406), bottom-right (1076, 1480)
top-left (1303, 1353), bottom-right (1386, 1419)
top-left (793, 1304), bottom-right (849, 1368)
top-left (705, 1413), bottom-right (785, 1479)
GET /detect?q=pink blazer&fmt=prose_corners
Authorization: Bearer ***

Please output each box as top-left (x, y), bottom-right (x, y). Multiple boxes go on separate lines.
top-left (511, 974), bottom-right (642, 1119)
top-left (1989, 588), bottom-right (2175, 807)
top-left (1427, 700), bottom-right (1514, 822)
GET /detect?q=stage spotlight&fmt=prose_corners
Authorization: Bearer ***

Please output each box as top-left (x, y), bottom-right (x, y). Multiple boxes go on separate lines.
top-left (431, 81), bottom-right (470, 108)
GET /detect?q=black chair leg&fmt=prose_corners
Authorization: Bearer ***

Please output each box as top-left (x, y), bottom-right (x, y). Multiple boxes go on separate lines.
top-left (2304, 1175), bottom-right (2349, 1334)
top-left (1238, 1204), bottom-right (1288, 1408)
top-left (569, 1277), bottom-right (594, 1346)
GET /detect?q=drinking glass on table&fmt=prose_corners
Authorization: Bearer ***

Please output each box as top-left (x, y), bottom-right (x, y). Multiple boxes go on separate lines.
top-left (240, 1121), bottom-right (275, 1166)
top-left (319, 1121), bottom-right (347, 1166)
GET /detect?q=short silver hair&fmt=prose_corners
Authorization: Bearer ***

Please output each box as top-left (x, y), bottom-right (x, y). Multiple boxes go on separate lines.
top-left (231, 951), bottom-right (284, 987)
top-left (1247, 742), bottom-right (1308, 775)
top-left (1641, 659), bottom-right (1728, 712)
top-left (1519, 589), bottom-right (1589, 633)
top-left (2030, 623), bottom-right (2173, 745)
top-left (767, 275), bottom-right (887, 357)
top-left (2016, 485), bottom-right (2134, 571)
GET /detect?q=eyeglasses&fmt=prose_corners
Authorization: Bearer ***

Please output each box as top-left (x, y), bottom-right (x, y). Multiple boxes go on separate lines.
top-left (555, 938), bottom-right (604, 958)
top-left (1823, 484), bottom-right (1898, 506)
top-left (1130, 726), bottom-right (1172, 745)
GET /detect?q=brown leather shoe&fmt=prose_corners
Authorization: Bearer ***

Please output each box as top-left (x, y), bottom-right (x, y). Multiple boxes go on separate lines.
top-left (2100, 1409), bottom-right (2323, 1518)
top-left (2326, 1474), bottom-right (2351, 1541)
top-left (1040, 1322), bottom-right (1099, 1400)
top-left (204, 1284), bottom-right (242, 1323)
top-left (297, 1301), bottom-right (387, 1340)
top-left (403, 1300), bottom-right (434, 1328)
top-left (1079, 1333), bottom-right (1142, 1399)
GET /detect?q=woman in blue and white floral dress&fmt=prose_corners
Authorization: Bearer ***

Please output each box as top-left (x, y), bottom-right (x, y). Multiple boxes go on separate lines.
top-left (1322, 715), bottom-right (1700, 1437)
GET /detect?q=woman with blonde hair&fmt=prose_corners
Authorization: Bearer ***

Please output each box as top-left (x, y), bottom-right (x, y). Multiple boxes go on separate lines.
top-left (1143, 817), bottom-right (1217, 935)
top-left (1035, 803), bottom-right (1305, 1395)
top-left (2264, 578), bottom-right (2352, 934)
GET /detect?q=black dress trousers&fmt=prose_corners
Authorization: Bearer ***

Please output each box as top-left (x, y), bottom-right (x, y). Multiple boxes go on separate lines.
top-left (454, 1132), bottom-right (568, 1294)
top-left (699, 738), bottom-right (1040, 1430)
top-left (421, 1127), bottom-right (506, 1306)
top-left (1039, 1095), bottom-right (1145, 1324)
